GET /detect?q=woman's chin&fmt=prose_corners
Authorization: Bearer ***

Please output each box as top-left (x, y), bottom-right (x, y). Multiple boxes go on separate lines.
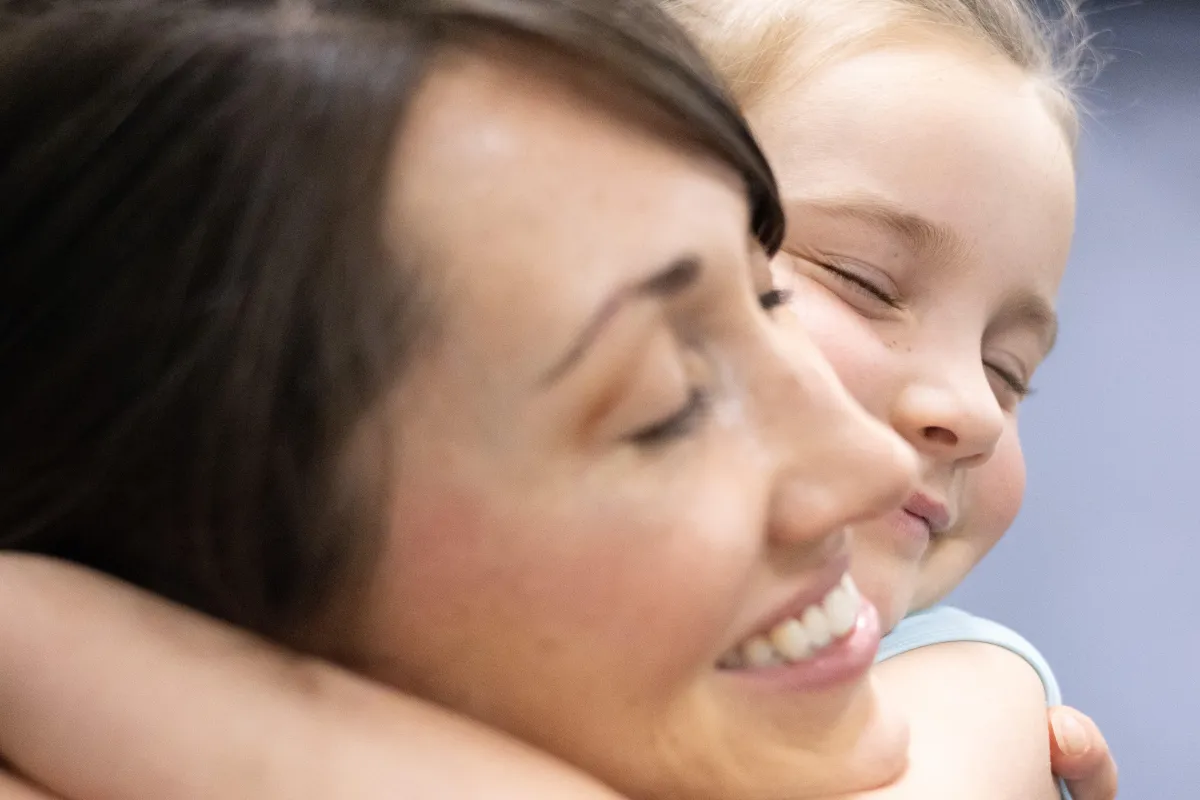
top-left (824, 674), bottom-right (910, 792)
top-left (756, 673), bottom-right (910, 797)
top-left (610, 674), bottom-right (911, 800)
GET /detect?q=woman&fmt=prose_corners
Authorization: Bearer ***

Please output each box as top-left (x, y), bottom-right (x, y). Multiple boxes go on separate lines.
top-left (0, 1), bottom-right (917, 799)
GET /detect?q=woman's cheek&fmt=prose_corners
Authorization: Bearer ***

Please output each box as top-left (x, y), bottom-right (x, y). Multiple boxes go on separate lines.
top-left (568, 481), bottom-right (766, 684)
top-left (374, 464), bottom-right (765, 694)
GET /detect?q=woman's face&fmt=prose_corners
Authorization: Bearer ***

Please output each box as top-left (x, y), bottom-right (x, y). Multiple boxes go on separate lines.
top-left (352, 44), bottom-right (921, 800)
top-left (747, 39), bottom-right (1076, 629)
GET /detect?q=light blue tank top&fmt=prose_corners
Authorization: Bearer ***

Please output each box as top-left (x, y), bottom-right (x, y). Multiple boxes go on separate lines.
top-left (876, 605), bottom-right (1072, 800)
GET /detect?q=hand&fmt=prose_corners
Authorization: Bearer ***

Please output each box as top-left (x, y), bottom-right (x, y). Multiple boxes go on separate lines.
top-left (1048, 706), bottom-right (1118, 800)
top-left (0, 554), bottom-right (626, 800)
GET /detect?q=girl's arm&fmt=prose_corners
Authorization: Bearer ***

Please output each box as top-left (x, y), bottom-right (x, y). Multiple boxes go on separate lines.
top-left (0, 555), bottom-right (1117, 800)
top-left (0, 554), bottom-right (627, 800)
top-left (0, 772), bottom-right (56, 800)
top-left (854, 641), bottom-right (1062, 800)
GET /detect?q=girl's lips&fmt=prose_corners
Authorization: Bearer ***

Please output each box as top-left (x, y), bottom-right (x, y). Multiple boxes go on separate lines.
top-left (880, 507), bottom-right (932, 556)
top-left (904, 491), bottom-right (951, 533)
top-left (719, 599), bottom-right (881, 694)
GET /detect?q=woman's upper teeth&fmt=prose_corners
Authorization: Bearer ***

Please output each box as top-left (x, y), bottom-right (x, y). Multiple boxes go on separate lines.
top-left (720, 574), bottom-right (861, 669)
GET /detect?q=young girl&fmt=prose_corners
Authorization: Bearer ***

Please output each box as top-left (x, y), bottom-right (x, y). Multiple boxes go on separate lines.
top-left (0, 1), bottom-right (1115, 799)
top-left (0, 1), bottom-right (922, 799)
top-left (667, 0), bottom-right (1101, 796)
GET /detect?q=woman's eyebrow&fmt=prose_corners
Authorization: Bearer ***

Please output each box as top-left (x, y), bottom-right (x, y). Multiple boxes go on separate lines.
top-left (540, 255), bottom-right (702, 386)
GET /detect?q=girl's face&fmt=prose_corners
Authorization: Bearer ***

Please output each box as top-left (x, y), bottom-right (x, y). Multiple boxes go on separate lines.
top-left (351, 44), bottom-right (920, 800)
top-left (748, 39), bottom-right (1076, 630)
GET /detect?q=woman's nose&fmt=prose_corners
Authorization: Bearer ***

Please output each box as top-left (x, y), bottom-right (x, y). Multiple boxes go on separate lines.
top-left (760, 327), bottom-right (918, 549)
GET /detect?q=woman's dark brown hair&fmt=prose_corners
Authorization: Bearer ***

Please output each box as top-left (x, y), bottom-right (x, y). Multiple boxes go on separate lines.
top-left (0, 0), bottom-right (785, 650)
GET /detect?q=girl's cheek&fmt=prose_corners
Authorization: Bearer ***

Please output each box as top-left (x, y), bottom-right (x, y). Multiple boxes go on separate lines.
top-left (967, 422), bottom-right (1027, 550)
top-left (787, 293), bottom-right (891, 413)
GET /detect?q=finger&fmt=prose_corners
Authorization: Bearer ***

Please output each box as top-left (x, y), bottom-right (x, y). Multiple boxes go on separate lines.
top-left (1048, 706), bottom-right (1118, 800)
top-left (0, 554), bottom-right (625, 800)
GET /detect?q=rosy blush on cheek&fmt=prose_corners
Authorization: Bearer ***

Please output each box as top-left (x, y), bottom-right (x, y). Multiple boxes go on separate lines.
top-left (964, 424), bottom-right (1027, 553)
top-left (370, 466), bottom-right (754, 692)
top-left (370, 479), bottom-right (502, 640)
top-left (911, 425), bottom-right (1027, 611)
top-left (780, 283), bottom-right (890, 401)
top-left (538, 491), bottom-right (762, 684)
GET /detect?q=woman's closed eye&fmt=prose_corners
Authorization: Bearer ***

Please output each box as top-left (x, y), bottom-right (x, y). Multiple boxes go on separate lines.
top-left (758, 287), bottom-right (792, 312)
top-left (625, 272), bottom-right (797, 449)
top-left (630, 386), bottom-right (710, 446)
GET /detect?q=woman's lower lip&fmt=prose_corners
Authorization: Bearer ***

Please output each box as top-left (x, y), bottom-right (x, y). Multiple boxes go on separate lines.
top-left (720, 601), bottom-right (882, 693)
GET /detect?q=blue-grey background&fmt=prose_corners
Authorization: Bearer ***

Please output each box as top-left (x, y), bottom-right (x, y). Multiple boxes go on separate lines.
top-left (948, 2), bottom-right (1199, 797)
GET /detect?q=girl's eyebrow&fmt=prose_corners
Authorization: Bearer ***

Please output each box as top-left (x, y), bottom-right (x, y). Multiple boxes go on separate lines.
top-left (789, 193), bottom-right (1060, 356)
top-left (998, 292), bottom-right (1059, 356)
top-left (540, 255), bottom-right (702, 387)
top-left (783, 193), bottom-right (970, 264)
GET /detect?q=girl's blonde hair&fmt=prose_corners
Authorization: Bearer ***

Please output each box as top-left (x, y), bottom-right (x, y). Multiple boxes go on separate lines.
top-left (664, 0), bottom-right (1093, 147)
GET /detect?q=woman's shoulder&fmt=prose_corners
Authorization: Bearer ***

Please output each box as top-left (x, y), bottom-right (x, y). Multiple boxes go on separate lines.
top-left (877, 605), bottom-right (1063, 707)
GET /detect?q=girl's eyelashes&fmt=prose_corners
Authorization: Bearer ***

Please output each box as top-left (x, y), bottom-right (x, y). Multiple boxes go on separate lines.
top-left (985, 362), bottom-right (1034, 400)
top-left (817, 260), bottom-right (902, 308)
top-left (781, 246), bottom-right (1037, 405)
top-left (630, 386), bottom-right (710, 446)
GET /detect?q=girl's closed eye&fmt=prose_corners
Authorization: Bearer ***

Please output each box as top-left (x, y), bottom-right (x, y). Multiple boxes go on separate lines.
top-left (779, 249), bottom-right (903, 311)
top-left (984, 361), bottom-right (1035, 406)
top-left (814, 258), bottom-right (901, 309)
